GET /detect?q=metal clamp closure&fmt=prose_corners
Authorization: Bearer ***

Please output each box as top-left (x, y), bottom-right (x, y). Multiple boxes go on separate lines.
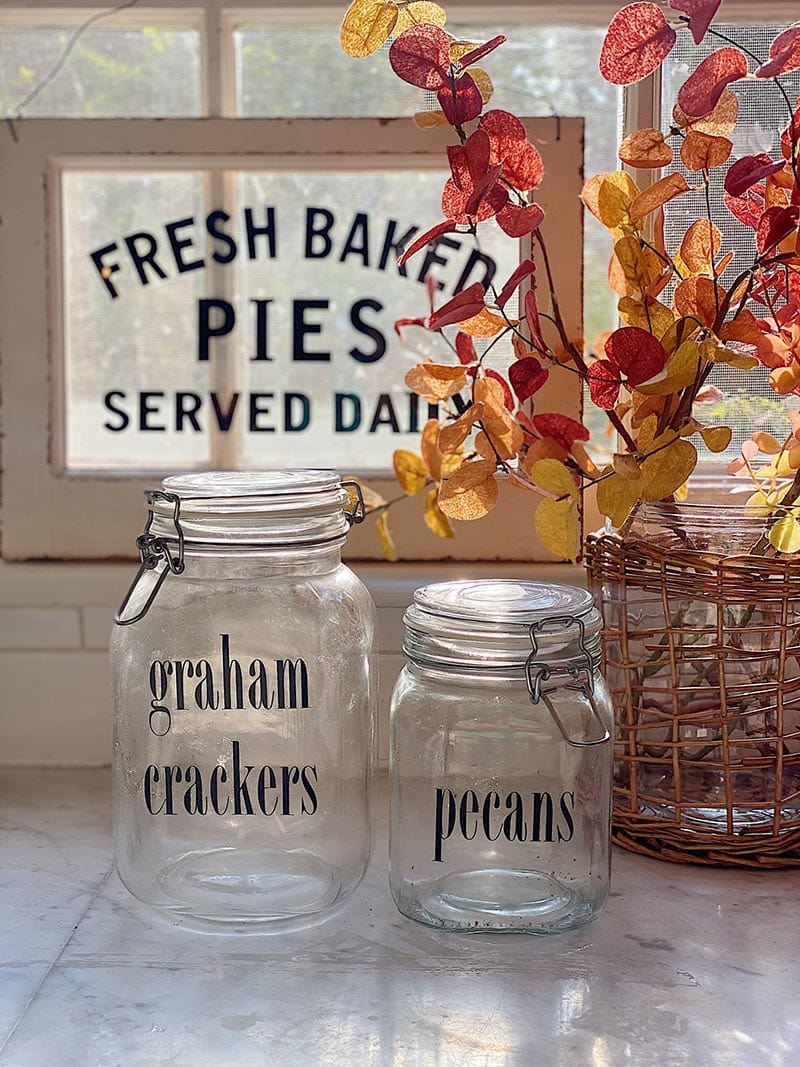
top-left (341, 480), bottom-right (366, 526)
top-left (115, 491), bottom-right (185, 627)
top-left (525, 615), bottom-right (610, 749)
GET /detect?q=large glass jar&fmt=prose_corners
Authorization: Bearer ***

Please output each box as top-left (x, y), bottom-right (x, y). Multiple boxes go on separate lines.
top-left (389, 580), bottom-right (613, 934)
top-left (112, 470), bottom-right (376, 927)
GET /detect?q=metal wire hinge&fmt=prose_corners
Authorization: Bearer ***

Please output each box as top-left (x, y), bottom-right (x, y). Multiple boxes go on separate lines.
top-left (341, 480), bottom-right (366, 526)
top-left (525, 615), bottom-right (610, 748)
top-left (115, 491), bottom-right (185, 627)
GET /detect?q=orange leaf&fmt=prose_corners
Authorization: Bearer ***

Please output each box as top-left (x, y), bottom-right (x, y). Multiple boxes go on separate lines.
top-left (438, 460), bottom-right (499, 520)
top-left (439, 403), bottom-right (484, 454)
top-left (680, 219), bottom-right (722, 273)
top-left (618, 128), bottom-right (673, 169)
top-left (581, 171), bottom-right (639, 230)
top-left (630, 173), bottom-right (690, 223)
top-left (680, 130), bottom-right (733, 171)
top-left (673, 88), bottom-right (739, 136)
top-left (674, 276), bottom-right (725, 328)
top-left (421, 418), bottom-right (443, 481)
top-left (458, 307), bottom-right (509, 338)
top-left (405, 363), bottom-right (467, 402)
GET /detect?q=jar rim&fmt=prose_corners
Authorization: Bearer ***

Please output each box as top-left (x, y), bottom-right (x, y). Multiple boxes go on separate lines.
top-left (148, 469), bottom-right (353, 549)
top-left (403, 580), bottom-right (602, 672)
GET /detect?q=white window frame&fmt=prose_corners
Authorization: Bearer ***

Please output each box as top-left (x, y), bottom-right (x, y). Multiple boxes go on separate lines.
top-left (0, 114), bottom-right (584, 560)
top-left (4, 1), bottom-right (790, 559)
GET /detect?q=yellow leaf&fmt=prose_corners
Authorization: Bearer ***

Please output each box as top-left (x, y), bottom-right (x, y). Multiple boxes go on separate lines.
top-left (636, 414), bottom-right (660, 453)
top-left (597, 468), bottom-right (642, 528)
top-left (614, 235), bottom-right (664, 294)
top-left (530, 458), bottom-right (579, 500)
top-left (395, 1), bottom-right (446, 32)
top-left (441, 452), bottom-right (463, 477)
top-left (581, 171), bottom-right (639, 230)
top-left (613, 453), bottom-right (641, 481)
top-left (393, 450), bottom-right (427, 494)
top-left (618, 296), bottom-right (675, 337)
top-left (340, 0), bottom-right (398, 58)
top-left (439, 402), bottom-right (484, 454)
top-left (469, 67), bottom-right (494, 104)
top-left (438, 460), bottom-right (499, 520)
top-left (414, 109), bottom-right (448, 129)
top-left (675, 481), bottom-right (689, 502)
top-left (640, 439), bottom-right (698, 502)
top-left (375, 511), bottom-right (398, 562)
top-left (449, 40), bottom-right (480, 61)
top-left (636, 340), bottom-right (705, 396)
top-left (769, 514), bottom-right (800, 554)
top-left (423, 488), bottom-right (455, 539)
top-left (405, 362), bottom-right (467, 401)
top-left (700, 337), bottom-right (759, 371)
top-left (535, 497), bottom-right (579, 560)
top-left (700, 426), bottom-right (732, 453)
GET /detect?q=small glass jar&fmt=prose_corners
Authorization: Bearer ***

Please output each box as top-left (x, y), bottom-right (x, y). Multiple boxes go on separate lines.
top-left (389, 580), bottom-right (613, 933)
top-left (112, 470), bottom-right (376, 927)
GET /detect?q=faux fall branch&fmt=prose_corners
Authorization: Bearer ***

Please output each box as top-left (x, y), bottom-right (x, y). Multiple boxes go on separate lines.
top-left (340, 0), bottom-right (800, 560)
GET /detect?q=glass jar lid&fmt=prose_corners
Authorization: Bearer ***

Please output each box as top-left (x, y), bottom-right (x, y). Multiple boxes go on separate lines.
top-left (403, 579), bottom-right (602, 673)
top-left (148, 469), bottom-right (361, 548)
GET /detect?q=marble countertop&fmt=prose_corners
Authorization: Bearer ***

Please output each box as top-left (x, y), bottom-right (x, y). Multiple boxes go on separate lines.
top-left (0, 768), bottom-right (798, 1067)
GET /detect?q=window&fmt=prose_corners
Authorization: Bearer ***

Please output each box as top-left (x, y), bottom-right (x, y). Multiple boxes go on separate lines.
top-left (0, 3), bottom-right (618, 560)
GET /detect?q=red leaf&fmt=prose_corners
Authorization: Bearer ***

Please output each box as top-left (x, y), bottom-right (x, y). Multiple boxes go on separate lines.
top-left (389, 25), bottom-right (451, 90)
top-left (604, 327), bottom-right (667, 387)
top-left (501, 141), bottom-right (544, 191)
top-left (588, 359), bottom-right (622, 410)
top-left (782, 102), bottom-right (800, 160)
top-left (398, 220), bottom-right (459, 266)
top-left (524, 288), bottom-right (546, 353)
top-left (438, 72), bottom-right (483, 125)
top-left (724, 186), bottom-right (765, 230)
top-left (496, 202), bottom-right (545, 238)
top-left (496, 259), bottom-right (536, 309)
top-left (757, 205), bottom-right (800, 255)
top-left (677, 47), bottom-right (748, 119)
top-left (479, 109), bottom-right (527, 162)
top-left (757, 27), bottom-right (800, 79)
top-left (486, 369), bottom-right (515, 410)
top-left (457, 35), bottom-right (506, 68)
top-left (455, 331), bottom-right (478, 365)
top-left (442, 177), bottom-right (507, 223)
top-left (724, 153), bottom-right (786, 198)
top-left (428, 282), bottom-right (486, 330)
top-left (394, 316), bottom-right (428, 342)
top-left (669, 0), bottom-right (723, 46)
top-left (465, 164), bottom-right (504, 216)
top-left (533, 413), bottom-right (590, 451)
top-left (599, 3), bottom-right (677, 86)
top-left (509, 357), bottom-right (549, 403)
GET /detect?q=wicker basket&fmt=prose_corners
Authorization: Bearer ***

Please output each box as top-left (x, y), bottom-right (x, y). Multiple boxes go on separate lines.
top-left (585, 505), bottom-right (800, 868)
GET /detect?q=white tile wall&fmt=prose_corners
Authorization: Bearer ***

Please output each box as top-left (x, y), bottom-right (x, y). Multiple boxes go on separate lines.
top-left (0, 560), bottom-right (585, 765)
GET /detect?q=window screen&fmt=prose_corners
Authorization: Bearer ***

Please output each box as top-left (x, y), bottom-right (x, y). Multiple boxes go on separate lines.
top-left (661, 23), bottom-right (800, 462)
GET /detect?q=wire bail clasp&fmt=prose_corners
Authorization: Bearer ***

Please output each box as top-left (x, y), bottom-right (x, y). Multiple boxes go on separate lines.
top-left (115, 491), bottom-right (185, 627)
top-left (341, 480), bottom-right (367, 526)
top-left (525, 615), bottom-right (610, 748)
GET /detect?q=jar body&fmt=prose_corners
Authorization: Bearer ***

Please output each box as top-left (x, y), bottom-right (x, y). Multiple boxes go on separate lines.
top-left (112, 550), bottom-right (376, 925)
top-left (389, 663), bottom-right (613, 933)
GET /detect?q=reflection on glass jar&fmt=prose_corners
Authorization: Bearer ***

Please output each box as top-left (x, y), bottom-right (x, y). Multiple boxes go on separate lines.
top-left (112, 471), bottom-right (376, 926)
top-left (389, 580), bottom-right (613, 933)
